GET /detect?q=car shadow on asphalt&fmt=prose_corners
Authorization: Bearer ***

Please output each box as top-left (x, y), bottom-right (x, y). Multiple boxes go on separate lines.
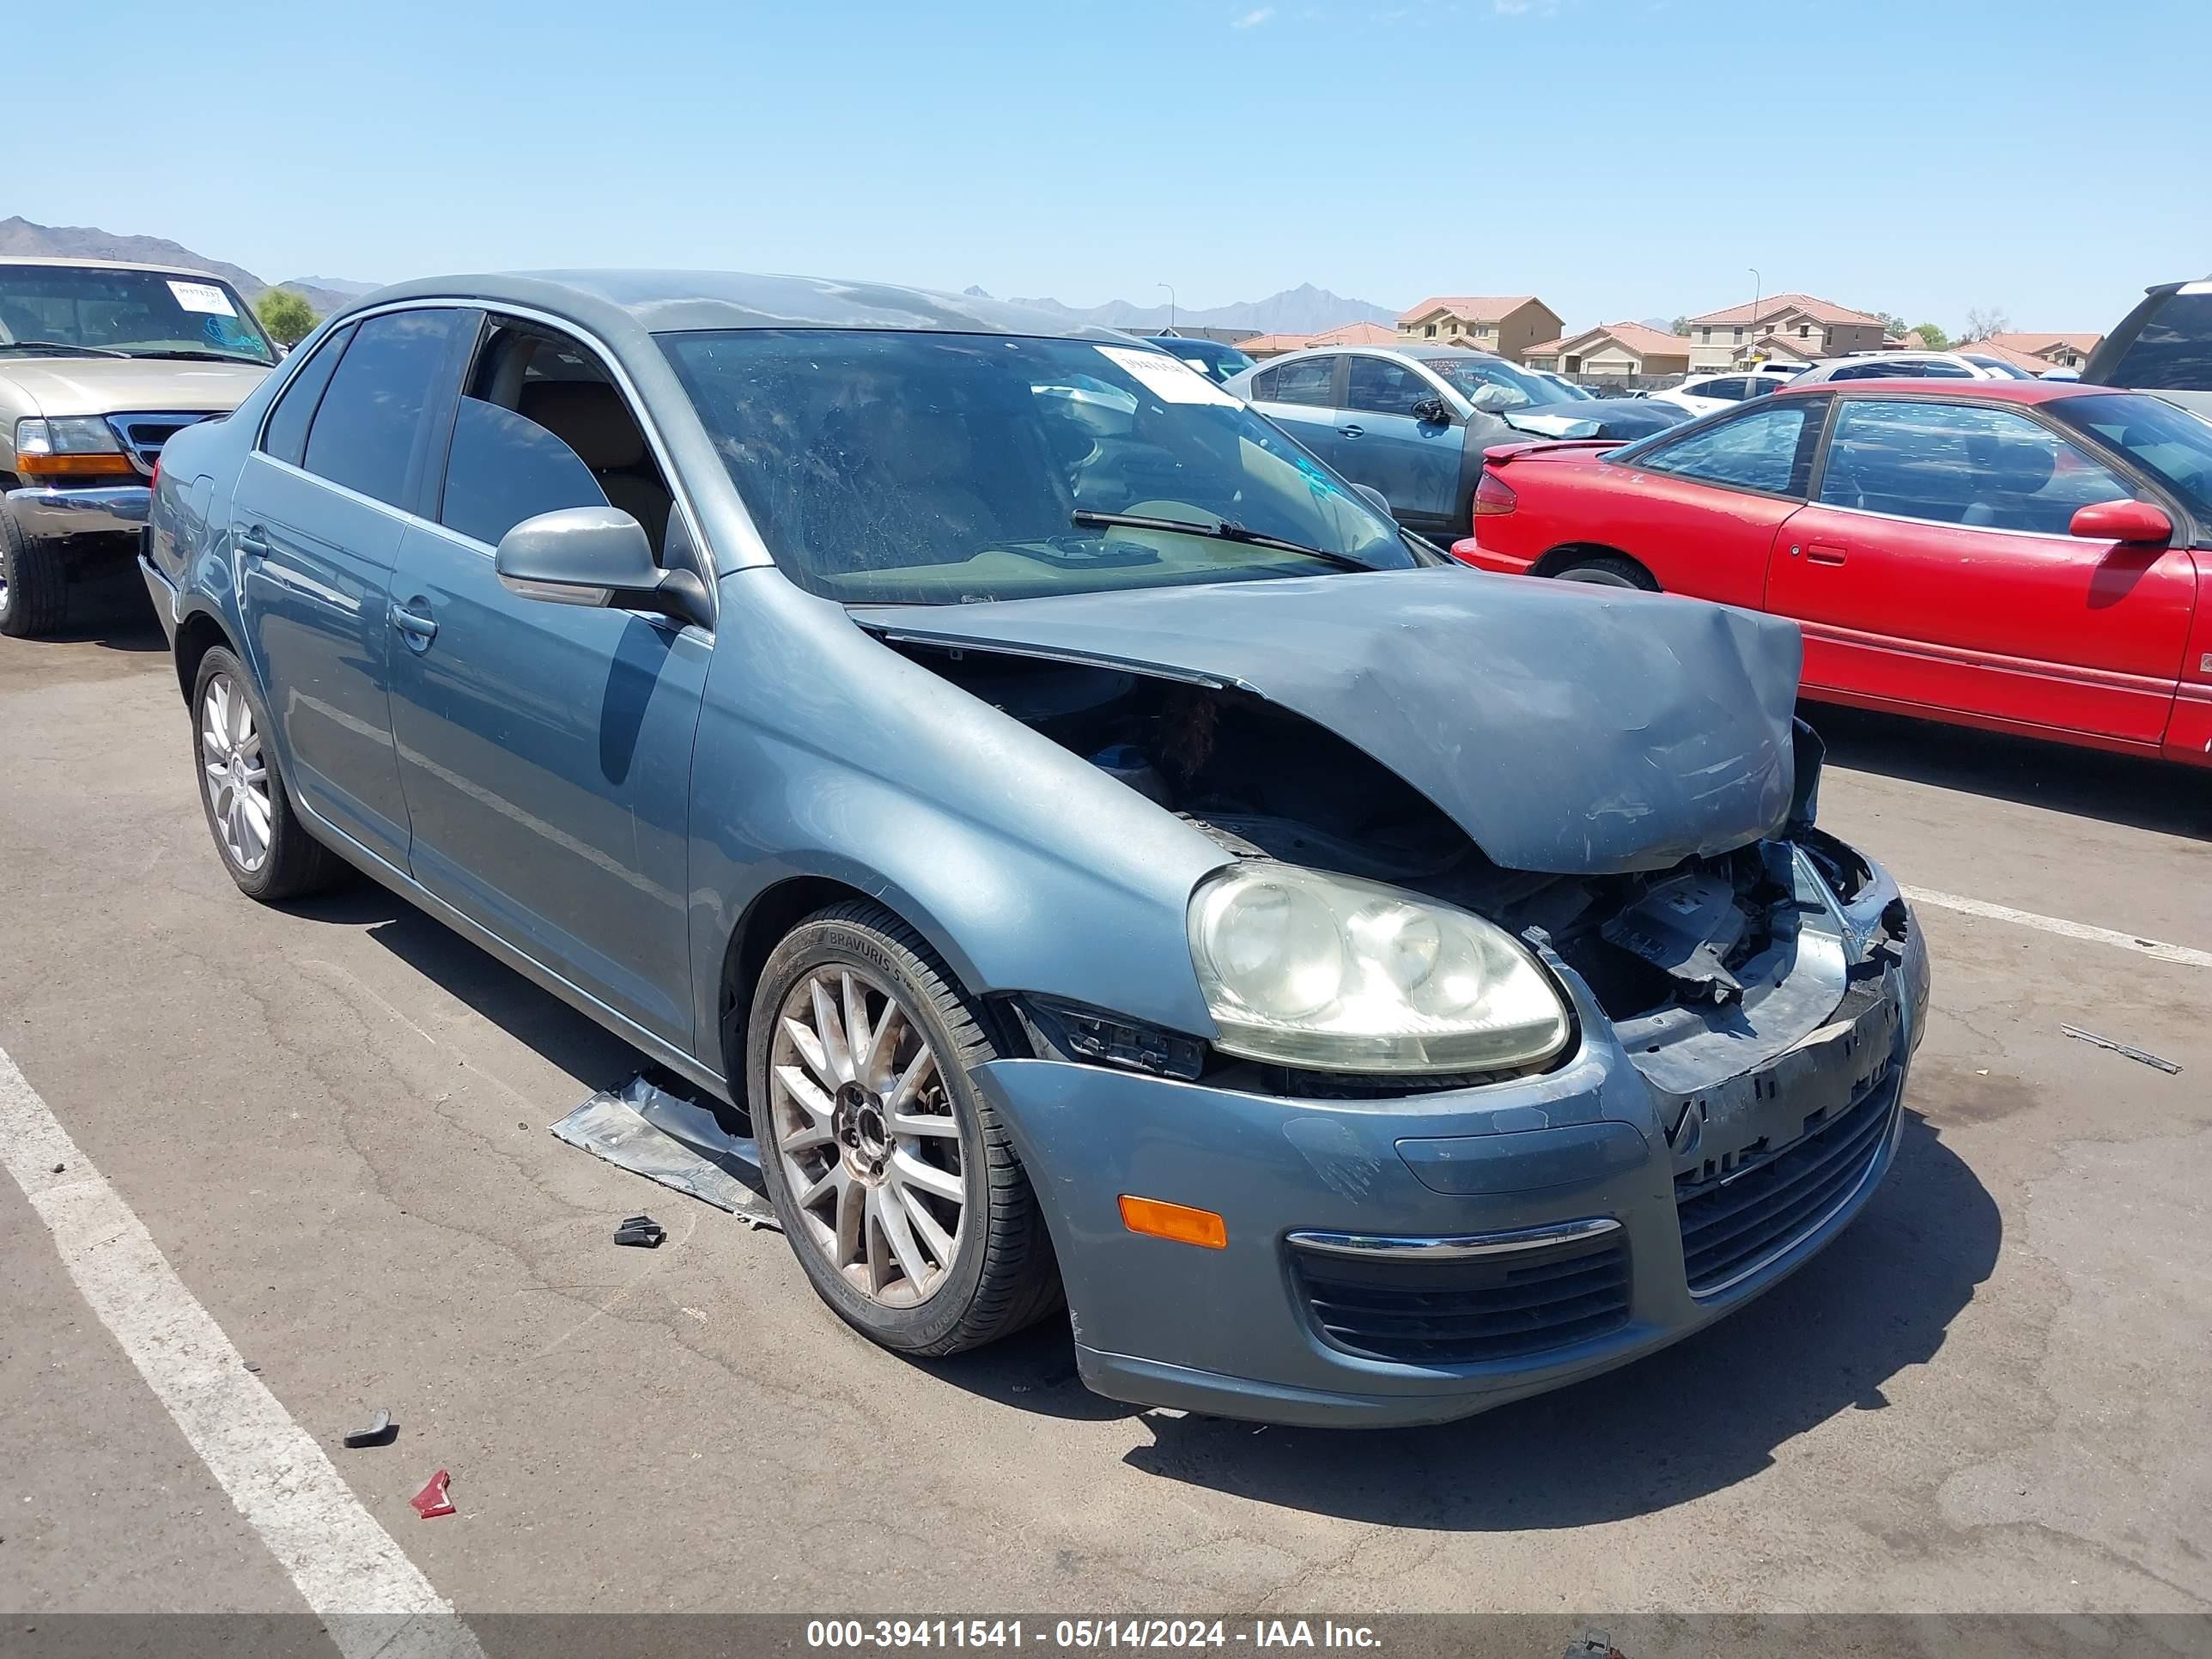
top-left (38, 572), bottom-right (167, 653)
top-left (1808, 701), bottom-right (2209, 839)
top-left (1113, 1111), bottom-right (1999, 1527)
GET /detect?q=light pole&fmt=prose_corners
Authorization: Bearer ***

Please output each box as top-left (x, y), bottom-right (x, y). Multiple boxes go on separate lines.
top-left (1158, 283), bottom-right (1176, 332)
top-left (1747, 266), bottom-right (1761, 367)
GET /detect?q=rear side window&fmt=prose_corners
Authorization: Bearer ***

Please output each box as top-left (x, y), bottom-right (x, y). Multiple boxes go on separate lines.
top-left (2104, 289), bottom-right (2212, 391)
top-left (260, 324), bottom-right (354, 467)
top-left (1630, 398), bottom-right (1823, 495)
top-left (1699, 378), bottom-right (1747, 399)
top-left (1254, 356), bottom-right (1337, 408)
top-left (302, 309), bottom-right (464, 508)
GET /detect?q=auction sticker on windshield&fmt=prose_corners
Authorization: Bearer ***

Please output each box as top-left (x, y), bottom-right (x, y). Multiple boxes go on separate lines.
top-left (167, 280), bottom-right (238, 316)
top-left (1097, 344), bottom-right (1237, 407)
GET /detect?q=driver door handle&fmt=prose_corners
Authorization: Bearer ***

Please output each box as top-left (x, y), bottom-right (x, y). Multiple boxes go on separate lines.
top-left (1338, 423), bottom-right (1364, 438)
top-left (235, 526), bottom-right (270, 558)
top-left (387, 601), bottom-right (438, 642)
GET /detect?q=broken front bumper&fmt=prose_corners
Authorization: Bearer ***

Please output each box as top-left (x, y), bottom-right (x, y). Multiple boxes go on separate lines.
top-left (975, 848), bottom-right (1929, 1429)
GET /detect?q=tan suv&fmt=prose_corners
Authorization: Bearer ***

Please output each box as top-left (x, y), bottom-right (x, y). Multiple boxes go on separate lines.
top-left (1, 256), bottom-right (276, 636)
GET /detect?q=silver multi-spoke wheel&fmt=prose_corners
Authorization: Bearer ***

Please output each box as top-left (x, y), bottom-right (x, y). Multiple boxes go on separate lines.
top-left (769, 964), bottom-right (968, 1308)
top-left (200, 672), bottom-right (273, 873)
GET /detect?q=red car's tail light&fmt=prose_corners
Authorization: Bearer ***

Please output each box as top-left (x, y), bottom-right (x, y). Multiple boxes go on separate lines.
top-left (1473, 471), bottom-right (1518, 521)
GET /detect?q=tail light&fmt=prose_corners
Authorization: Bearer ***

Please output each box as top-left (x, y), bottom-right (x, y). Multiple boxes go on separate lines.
top-left (1473, 470), bottom-right (1518, 521)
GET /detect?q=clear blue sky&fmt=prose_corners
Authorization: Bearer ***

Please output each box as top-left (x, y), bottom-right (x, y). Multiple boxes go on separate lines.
top-left (21, 0), bottom-right (2205, 335)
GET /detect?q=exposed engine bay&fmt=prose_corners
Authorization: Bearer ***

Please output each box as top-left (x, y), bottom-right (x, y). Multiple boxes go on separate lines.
top-left (885, 640), bottom-right (1860, 1032)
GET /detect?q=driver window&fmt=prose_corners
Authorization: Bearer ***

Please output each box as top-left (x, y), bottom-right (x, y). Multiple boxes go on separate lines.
top-left (437, 324), bottom-right (676, 559)
top-left (1346, 356), bottom-right (1433, 417)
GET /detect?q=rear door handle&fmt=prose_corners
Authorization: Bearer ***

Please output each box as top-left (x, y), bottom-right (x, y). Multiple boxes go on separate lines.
top-left (1338, 424), bottom-right (1364, 438)
top-left (1803, 541), bottom-right (1848, 566)
top-left (387, 602), bottom-right (438, 643)
top-left (235, 526), bottom-right (270, 558)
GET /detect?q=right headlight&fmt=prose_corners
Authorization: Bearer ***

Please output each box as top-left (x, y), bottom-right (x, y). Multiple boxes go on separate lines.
top-left (1187, 864), bottom-right (1572, 1075)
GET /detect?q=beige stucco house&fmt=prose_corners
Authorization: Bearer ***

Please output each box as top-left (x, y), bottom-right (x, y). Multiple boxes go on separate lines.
top-left (1395, 295), bottom-right (1564, 363)
top-left (1522, 321), bottom-right (1692, 379)
top-left (1686, 293), bottom-right (1887, 371)
top-left (1984, 331), bottom-right (2103, 372)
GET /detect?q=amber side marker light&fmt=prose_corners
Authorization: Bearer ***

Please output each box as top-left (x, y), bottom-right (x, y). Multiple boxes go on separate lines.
top-left (1118, 1194), bottom-right (1227, 1250)
top-left (17, 453), bottom-right (138, 479)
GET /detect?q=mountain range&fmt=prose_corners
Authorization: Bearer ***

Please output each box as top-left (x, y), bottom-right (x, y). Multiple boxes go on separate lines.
top-left (990, 282), bottom-right (1397, 334)
top-left (3, 216), bottom-right (1405, 335)
top-left (0, 218), bottom-right (370, 317)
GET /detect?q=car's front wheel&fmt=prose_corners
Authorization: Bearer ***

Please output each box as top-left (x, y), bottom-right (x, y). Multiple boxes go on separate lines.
top-left (0, 503), bottom-right (68, 639)
top-left (750, 902), bottom-right (1061, 1355)
top-left (191, 646), bottom-right (349, 902)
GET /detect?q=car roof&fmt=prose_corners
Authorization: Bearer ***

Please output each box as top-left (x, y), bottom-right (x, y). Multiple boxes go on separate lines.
top-left (357, 269), bottom-right (1127, 341)
top-left (1774, 378), bottom-right (2112, 405)
top-left (0, 253), bottom-right (231, 281)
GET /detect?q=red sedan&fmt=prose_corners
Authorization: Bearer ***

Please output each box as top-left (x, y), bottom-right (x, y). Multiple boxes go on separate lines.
top-left (1450, 381), bottom-right (2212, 767)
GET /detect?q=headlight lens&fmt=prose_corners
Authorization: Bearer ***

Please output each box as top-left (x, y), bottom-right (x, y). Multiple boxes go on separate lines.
top-left (15, 416), bottom-right (123, 457)
top-left (1188, 865), bottom-right (1571, 1074)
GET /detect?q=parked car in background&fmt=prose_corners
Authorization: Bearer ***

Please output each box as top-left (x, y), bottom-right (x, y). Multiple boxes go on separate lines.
top-left (0, 256), bottom-right (277, 635)
top-left (2082, 278), bottom-right (2212, 415)
top-left (1454, 381), bottom-right (2212, 767)
top-left (1224, 343), bottom-right (1685, 538)
top-left (1790, 349), bottom-right (2033, 386)
top-left (1532, 370), bottom-right (1593, 400)
top-left (143, 269), bottom-right (1925, 1427)
top-left (1144, 334), bottom-right (1256, 386)
top-left (1650, 369), bottom-right (1797, 418)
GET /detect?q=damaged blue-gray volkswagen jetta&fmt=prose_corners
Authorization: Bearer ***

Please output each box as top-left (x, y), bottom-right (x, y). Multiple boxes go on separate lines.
top-left (140, 271), bottom-right (1929, 1428)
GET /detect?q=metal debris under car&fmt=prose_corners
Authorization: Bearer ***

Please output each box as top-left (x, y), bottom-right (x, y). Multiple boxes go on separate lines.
top-left (550, 1073), bottom-right (780, 1229)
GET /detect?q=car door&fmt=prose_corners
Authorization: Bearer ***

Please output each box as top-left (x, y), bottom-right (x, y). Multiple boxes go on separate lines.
top-left (1337, 355), bottom-right (1462, 527)
top-left (1768, 394), bottom-right (2198, 744)
top-left (1593, 396), bottom-right (1827, 609)
top-left (228, 307), bottom-right (468, 868)
top-left (383, 315), bottom-right (710, 1047)
top-left (1246, 354), bottom-right (1346, 466)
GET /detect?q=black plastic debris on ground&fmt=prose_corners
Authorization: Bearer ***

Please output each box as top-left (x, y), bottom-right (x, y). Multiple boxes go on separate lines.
top-left (343, 1408), bottom-right (397, 1449)
top-left (613, 1213), bottom-right (667, 1249)
top-left (549, 1073), bottom-right (780, 1230)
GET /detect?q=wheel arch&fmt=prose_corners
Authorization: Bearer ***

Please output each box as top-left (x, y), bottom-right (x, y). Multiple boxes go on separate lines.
top-left (172, 605), bottom-right (237, 705)
top-left (1528, 542), bottom-right (1659, 587)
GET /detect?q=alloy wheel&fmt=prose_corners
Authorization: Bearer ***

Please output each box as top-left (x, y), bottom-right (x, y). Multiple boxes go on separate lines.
top-left (200, 672), bottom-right (273, 873)
top-left (769, 965), bottom-right (968, 1307)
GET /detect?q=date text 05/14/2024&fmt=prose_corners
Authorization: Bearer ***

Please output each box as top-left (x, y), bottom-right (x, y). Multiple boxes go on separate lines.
top-left (805, 1621), bottom-right (1382, 1650)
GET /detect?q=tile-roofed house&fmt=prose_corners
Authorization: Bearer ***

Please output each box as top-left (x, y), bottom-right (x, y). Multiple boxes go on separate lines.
top-left (1395, 295), bottom-right (1563, 362)
top-left (1522, 321), bottom-right (1692, 380)
top-left (1984, 331), bottom-right (2103, 371)
top-left (1685, 292), bottom-right (1887, 371)
top-left (1237, 320), bottom-right (1402, 358)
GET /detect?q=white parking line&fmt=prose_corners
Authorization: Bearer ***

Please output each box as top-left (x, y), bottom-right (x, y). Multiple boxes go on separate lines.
top-left (0, 1044), bottom-right (483, 1659)
top-left (1903, 887), bottom-right (2212, 970)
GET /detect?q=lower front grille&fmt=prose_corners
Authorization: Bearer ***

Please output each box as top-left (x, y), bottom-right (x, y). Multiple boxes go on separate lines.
top-left (1675, 1066), bottom-right (1899, 1297)
top-left (1292, 1230), bottom-right (1631, 1365)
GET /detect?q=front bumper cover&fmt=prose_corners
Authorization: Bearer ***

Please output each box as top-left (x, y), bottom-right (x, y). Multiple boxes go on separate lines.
top-left (5, 483), bottom-right (150, 543)
top-left (975, 848), bottom-right (1929, 1428)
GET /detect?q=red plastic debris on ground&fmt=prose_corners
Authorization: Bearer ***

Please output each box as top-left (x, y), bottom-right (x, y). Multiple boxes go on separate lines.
top-left (410, 1468), bottom-right (455, 1519)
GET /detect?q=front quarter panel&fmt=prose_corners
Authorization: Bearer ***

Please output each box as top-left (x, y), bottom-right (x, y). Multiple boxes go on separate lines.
top-left (686, 573), bottom-right (1231, 1068)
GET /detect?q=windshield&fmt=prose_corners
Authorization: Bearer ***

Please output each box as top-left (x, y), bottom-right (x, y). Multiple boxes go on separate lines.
top-left (1418, 353), bottom-right (1564, 409)
top-left (0, 265), bottom-right (276, 364)
top-left (662, 329), bottom-right (1413, 604)
top-left (1963, 354), bottom-right (2037, 380)
top-left (2054, 392), bottom-right (2212, 522)
top-left (1156, 339), bottom-right (1256, 384)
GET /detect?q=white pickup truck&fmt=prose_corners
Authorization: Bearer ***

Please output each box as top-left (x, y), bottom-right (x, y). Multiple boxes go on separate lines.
top-left (0, 255), bottom-right (276, 636)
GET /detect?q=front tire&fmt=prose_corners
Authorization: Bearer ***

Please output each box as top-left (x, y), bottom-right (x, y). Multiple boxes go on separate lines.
top-left (190, 646), bottom-right (348, 902)
top-left (0, 504), bottom-right (68, 638)
top-left (750, 901), bottom-right (1061, 1356)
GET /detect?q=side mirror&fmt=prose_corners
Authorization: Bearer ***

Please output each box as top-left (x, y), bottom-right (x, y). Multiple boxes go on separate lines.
top-left (1411, 396), bottom-right (1453, 426)
top-left (1350, 483), bottom-right (1393, 517)
top-left (2069, 499), bottom-right (2172, 546)
top-left (1467, 385), bottom-right (1518, 416)
top-left (494, 506), bottom-right (711, 628)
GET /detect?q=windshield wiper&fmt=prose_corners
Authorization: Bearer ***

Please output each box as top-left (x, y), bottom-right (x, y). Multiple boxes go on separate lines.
top-left (1070, 510), bottom-right (1373, 573)
top-left (127, 349), bottom-right (269, 364)
top-left (0, 341), bottom-right (131, 358)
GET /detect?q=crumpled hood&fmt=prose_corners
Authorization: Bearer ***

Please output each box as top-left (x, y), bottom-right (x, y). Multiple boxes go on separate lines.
top-left (852, 567), bottom-right (1802, 876)
top-left (0, 357), bottom-right (268, 417)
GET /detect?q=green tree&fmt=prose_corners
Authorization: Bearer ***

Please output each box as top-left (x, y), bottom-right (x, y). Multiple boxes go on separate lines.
top-left (255, 288), bottom-right (319, 348)
top-left (1876, 312), bottom-right (1909, 337)
top-left (1911, 322), bottom-right (1952, 350)
top-left (1670, 315), bottom-right (1691, 337)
